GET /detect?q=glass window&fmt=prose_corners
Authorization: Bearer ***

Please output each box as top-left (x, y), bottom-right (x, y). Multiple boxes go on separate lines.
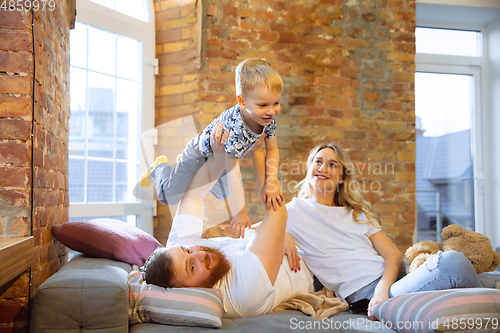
top-left (416, 27), bottom-right (481, 57)
top-left (69, 21), bottom-right (142, 204)
top-left (70, 0), bottom-right (155, 233)
top-left (89, 0), bottom-right (148, 22)
top-left (415, 72), bottom-right (475, 241)
top-left (69, 215), bottom-right (138, 227)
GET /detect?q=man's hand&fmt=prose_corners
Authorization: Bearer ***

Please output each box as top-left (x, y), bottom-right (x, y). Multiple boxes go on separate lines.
top-left (284, 232), bottom-right (300, 272)
top-left (263, 178), bottom-right (284, 211)
top-left (229, 209), bottom-right (253, 239)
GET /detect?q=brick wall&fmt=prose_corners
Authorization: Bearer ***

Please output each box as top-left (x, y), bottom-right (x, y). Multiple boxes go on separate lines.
top-left (0, 2), bottom-right (71, 331)
top-left (154, 0), bottom-right (415, 250)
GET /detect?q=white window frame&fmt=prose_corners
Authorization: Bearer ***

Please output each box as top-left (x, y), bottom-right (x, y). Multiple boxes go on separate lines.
top-left (415, 33), bottom-right (486, 237)
top-left (69, 0), bottom-right (156, 234)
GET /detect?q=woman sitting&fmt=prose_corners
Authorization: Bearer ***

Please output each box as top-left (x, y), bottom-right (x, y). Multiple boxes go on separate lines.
top-left (284, 142), bottom-right (492, 320)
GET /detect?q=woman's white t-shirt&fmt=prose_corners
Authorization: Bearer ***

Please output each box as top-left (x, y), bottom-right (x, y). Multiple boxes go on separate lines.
top-left (285, 197), bottom-right (385, 299)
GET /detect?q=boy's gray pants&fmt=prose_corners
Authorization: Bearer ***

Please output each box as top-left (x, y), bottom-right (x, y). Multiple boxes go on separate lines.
top-left (150, 135), bottom-right (229, 205)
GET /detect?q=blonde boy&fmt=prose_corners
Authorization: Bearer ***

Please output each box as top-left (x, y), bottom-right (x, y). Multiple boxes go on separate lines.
top-left (141, 58), bottom-right (283, 238)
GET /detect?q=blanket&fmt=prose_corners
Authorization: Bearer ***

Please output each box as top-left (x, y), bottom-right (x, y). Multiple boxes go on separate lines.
top-left (272, 288), bottom-right (349, 320)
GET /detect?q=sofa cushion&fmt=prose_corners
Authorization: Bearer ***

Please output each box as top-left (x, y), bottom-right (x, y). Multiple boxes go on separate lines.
top-left (372, 288), bottom-right (500, 333)
top-left (129, 311), bottom-right (396, 333)
top-left (52, 218), bottom-right (162, 266)
top-left (30, 256), bottom-right (132, 333)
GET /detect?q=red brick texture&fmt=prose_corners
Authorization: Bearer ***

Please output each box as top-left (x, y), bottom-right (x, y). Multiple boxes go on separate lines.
top-left (153, 0), bottom-right (205, 245)
top-left (0, 2), bottom-right (71, 332)
top-left (154, 0), bottom-right (416, 250)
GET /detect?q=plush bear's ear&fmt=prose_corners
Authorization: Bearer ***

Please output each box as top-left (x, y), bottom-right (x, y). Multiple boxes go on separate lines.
top-left (441, 224), bottom-right (465, 240)
top-left (404, 240), bottom-right (440, 263)
top-left (407, 253), bottom-right (431, 274)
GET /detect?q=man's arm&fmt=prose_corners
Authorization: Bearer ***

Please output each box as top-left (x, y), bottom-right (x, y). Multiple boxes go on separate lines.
top-left (225, 155), bottom-right (245, 214)
top-left (262, 136), bottom-right (283, 210)
top-left (250, 135), bottom-right (266, 191)
top-left (247, 144), bottom-right (287, 285)
top-left (264, 136), bottom-right (279, 183)
top-left (226, 154), bottom-right (252, 238)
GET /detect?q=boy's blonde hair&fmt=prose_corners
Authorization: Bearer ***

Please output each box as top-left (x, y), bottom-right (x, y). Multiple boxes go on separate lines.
top-left (296, 142), bottom-right (382, 227)
top-left (235, 58), bottom-right (283, 96)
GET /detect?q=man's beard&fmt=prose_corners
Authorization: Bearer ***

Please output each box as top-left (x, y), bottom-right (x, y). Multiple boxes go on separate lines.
top-left (199, 246), bottom-right (231, 288)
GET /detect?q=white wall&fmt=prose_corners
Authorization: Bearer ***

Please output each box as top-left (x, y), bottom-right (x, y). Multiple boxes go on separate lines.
top-left (485, 19), bottom-right (500, 250)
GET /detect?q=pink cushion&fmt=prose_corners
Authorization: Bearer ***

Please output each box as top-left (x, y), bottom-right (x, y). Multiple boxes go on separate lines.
top-left (372, 288), bottom-right (500, 333)
top-left (52, 218), bottom-right (162, 266)
top-left (128, 271), bottom-right (223, 328)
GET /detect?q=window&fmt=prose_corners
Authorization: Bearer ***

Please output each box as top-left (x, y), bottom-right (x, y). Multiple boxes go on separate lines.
top-left (415, 27), bottom-right (481, 57)
top-left (89, 0), bottom-right (149, 22)
top-left (69, 0), bottom-right (156, 233)
top-left (415, 26), bottom-right (484, 242)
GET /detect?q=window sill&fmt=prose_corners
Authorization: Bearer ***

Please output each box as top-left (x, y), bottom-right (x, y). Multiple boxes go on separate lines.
top-left (0, 237), bottom-right (34, 287)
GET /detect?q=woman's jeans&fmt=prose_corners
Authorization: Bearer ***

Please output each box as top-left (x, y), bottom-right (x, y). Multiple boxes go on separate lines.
top-left (346, 251), bottom-right (493, 307)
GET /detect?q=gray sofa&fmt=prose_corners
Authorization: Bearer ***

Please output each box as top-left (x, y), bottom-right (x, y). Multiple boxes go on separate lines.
top-left (30, 255), bottom-right (395, 333)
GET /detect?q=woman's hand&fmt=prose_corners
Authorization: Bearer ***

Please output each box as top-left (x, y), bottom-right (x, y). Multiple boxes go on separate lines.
top-left (210, 120), bottom-right (229, 154)
top-left (284, 232), bottom-right (301, 272)
top-left (367, 289), bottom-right (389, 320)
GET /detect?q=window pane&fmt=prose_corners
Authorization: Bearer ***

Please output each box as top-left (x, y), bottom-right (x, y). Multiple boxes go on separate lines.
top-left (116, 79), bottom-right (139, 160)
top-left (90, 0), bottom-right (148, 22)
top-left (68, 159), bottom-right (85, 203)
top-left (415, 72), bottom-right (474, 241)
top-left (115, 0), bottom-right (147, 23)
top-left (69, 215), bottom-right (138, 227)
top-left (88, 72), bottom-right (115, 158)
top-left (117, 36), bottom-right (140, 81)
top-left (70, 22), bottom-right (143, 205)
top-left (416, 27), bottom-right (480, 57)
top-left (69, 67), bottom-right (87, 157)
top-left (70, 22), bottom-right (87, 67)
top-left (415, 73), bottom-right (470, 136)
top-left (88, 27), bottom-right (116, 76)
top-left (115, 162), bottom-right (138, 202)
top-left (87, 160), bottom-right (113, 202)
top-left (89, 0), bottom-right (113, 10)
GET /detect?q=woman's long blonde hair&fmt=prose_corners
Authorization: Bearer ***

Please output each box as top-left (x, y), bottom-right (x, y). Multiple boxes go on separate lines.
top-left (296, 142), bottom-right (382, 226)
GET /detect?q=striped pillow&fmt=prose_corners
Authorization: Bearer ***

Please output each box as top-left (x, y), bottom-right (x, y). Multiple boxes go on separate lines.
top-left (128, 271), bottom-right (223, 328)
top-left (372, 288), bottom-right (500, 333)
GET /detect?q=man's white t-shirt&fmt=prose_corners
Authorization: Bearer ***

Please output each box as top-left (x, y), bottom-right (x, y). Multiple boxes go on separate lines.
top-left (167, 214), bottom-right (314, 318)
top-left (285, 197), bottom-right (385, 299)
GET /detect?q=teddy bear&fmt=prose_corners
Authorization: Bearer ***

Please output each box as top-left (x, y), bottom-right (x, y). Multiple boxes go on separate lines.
top-left (404, 224), bottom-right (500, 275)
top-left (404, 240), bottom-right (441, 274)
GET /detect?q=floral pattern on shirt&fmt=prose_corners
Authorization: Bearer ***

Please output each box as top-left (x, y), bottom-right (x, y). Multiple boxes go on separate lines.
top-left (199, 105), bottom-right (277, 159)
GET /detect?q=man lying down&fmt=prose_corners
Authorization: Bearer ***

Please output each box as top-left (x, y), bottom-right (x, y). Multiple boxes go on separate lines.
top-left (142, 125), bottom-right (315, 319)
